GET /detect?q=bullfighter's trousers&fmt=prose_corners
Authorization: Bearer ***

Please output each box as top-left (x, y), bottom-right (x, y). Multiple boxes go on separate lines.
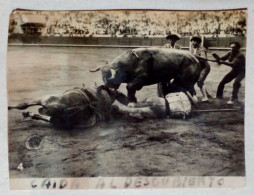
top-left (216, 69), bottom-right (245, 100)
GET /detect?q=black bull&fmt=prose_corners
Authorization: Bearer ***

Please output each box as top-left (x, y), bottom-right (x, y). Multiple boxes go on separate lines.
top-left (91, 48), bottom-right (202, 102)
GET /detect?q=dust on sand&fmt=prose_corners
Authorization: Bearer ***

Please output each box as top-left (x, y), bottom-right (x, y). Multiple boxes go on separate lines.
top-left (8, 97), bottom-right (245, 177)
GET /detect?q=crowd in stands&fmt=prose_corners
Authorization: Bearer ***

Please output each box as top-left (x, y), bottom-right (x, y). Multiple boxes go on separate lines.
top-left (9, 10), bottom-right (247, 37)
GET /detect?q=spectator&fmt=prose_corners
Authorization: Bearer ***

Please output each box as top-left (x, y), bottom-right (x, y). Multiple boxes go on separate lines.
top-left (162, 34), bottom-right (181, 49)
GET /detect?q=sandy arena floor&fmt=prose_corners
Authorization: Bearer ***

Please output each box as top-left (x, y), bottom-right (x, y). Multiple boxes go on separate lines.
top-left (7, 46), bottom-right (245, 177)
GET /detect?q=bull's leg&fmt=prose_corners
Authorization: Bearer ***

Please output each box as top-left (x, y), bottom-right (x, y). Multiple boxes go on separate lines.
top-left (182, 83), bottom-right (199, 106)
top-left (126, 76), bottom-right (147, 103)
top-left (172, 77), bottom-right (197, 95)
top-left (188, 84), bottom-right (196, 96)
top-left (168, 79), bottom-right (185, 93)
top-left (170, 79), bottom-right (198, 106)
top-left (157, 82), bottom-right (168, 97)
top-left (126, 88), bottom-right (137, 103)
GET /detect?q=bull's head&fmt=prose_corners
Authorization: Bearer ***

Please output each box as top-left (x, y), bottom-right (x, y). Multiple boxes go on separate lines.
top-left (101, 66), bottom-right (120, 89)
top-left (102, 66), bottom-right (116, 80)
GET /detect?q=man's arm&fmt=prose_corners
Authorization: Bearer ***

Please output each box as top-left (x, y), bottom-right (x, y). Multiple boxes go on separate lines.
top-left (219, 61), bottom-right (235, 67)
top-left (212, 52), bottom-right (230, 65)
top-left (220, 52), bottom-right (231, 61)
top-left (220, 54), bottom-right (245, 68)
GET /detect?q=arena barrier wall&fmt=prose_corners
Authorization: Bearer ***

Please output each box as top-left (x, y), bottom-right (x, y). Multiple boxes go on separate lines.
top-left (8, 34), bottom-right (246, 48)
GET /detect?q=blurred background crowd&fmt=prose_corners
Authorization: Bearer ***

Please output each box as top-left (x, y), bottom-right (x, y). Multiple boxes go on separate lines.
top-left (9, 10), bottom-right (247, 38)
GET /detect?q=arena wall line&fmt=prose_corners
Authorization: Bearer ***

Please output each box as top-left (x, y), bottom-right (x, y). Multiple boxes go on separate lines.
top-left (8, 34), bottom-right (246, 49)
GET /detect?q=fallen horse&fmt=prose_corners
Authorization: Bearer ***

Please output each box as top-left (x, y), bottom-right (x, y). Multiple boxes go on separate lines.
top-left (8, 85), bottom-right (130, 128)
top-left (8, 85), bottom-right (240, 129)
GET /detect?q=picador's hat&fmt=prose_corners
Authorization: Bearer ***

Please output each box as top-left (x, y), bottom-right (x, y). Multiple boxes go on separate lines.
top-left (166, 34), bottom-right (180, 40)
top-left (190, 36), bottom-right (202, 43)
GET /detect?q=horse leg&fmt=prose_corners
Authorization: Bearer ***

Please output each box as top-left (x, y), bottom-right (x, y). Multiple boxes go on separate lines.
top-left (8, 100), bottom-right (42, 110)
top-left (22, 111), bottom-right (50, 122)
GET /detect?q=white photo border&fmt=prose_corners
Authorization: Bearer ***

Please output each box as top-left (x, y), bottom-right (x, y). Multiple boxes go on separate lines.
top-left (1, 0), bottom-right (254, 194)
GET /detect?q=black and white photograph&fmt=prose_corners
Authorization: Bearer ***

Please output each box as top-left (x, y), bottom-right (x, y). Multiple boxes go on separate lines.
top-left (6, 8), bottom-right (247, 189)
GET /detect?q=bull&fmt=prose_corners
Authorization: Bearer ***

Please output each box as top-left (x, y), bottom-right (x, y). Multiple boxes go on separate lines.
top-left (90, 48), bottom-right (202, 102)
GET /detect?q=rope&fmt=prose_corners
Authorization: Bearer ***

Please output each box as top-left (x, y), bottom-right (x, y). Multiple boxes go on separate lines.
top-left (194, 54), bottom-right (218, 62)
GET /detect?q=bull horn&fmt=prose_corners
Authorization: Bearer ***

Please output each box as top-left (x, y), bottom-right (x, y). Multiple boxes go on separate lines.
top-left (89, 67), bottom-right (101, 72)
top-left (108, 69), bottom-right (116, 80)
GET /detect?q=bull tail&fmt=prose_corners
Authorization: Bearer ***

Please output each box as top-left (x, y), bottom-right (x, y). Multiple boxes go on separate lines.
top-left (89, 67), bottom-right (101, 72)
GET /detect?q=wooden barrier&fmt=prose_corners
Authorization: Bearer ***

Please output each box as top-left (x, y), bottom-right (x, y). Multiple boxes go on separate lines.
top-left (8, 34), bottom-right (246, 48)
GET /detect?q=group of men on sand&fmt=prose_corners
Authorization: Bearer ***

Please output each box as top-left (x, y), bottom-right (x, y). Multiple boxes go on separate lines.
top-left (162, 34), bottom-right (245, 105)
top-left (8, 34), bottom-right (245, 129)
